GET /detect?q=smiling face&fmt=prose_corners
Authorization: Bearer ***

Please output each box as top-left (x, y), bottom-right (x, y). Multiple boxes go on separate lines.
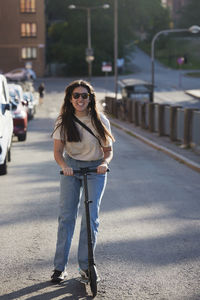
top-left (70, 86), bottom-right (90, 117)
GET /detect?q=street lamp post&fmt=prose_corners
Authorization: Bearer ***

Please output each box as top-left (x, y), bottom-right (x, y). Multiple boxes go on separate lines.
top-left (151, 25), bottom-right (200, 101)
top-left (69, 4), bottom-right (110, 82)
top-left (114, 0), bottom-right (118, 100)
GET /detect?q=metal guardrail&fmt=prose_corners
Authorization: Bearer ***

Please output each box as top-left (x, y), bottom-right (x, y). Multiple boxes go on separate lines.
top-left (105, 96), bottom-right (200, 152)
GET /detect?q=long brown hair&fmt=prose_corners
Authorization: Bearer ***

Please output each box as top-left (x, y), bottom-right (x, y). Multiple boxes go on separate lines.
top-left (52, 79), bottom-right (115, 144)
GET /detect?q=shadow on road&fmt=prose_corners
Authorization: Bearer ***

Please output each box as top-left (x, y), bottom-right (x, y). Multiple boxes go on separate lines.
top-left (0, 279), bottom-right (92, 300)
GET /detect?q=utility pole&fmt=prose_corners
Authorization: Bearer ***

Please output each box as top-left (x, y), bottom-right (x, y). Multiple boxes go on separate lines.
top-left (114, 0), bottom-right (118, 99)
top-left (86, 7), bottom-right (92, 81)
top-left (69, 4), bottom-right (109, 82)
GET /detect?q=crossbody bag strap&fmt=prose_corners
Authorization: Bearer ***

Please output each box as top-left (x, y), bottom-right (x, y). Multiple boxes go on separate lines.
top-left (73, 115), bottom-right (102, 147)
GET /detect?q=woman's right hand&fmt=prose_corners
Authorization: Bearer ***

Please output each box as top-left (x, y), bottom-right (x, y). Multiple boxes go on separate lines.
top-left (62, 166), bottom-right (73, 176)
top-left (54, 140), bottom-right (73, 176)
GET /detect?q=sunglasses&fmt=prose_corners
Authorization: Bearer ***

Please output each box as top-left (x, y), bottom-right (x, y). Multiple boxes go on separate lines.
top-left (72, 92), bottom-right (89, 100)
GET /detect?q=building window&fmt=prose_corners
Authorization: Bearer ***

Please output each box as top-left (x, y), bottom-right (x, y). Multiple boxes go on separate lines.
top-left (21, 23), bottom-right (37, 37)
top-left (20, 0), bottom-right (36, 13)
top-left (21, 47), bottom-right (37, 59)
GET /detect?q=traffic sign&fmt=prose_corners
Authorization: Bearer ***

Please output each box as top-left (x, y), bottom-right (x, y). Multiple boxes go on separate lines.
top-left (102, 62), bottom-right (112, 72)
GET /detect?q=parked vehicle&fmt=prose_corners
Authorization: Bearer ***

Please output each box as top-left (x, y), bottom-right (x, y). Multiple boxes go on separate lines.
top-left (23, 91), bottom-right (38, 120)
top-left (0, 75), bottom-right (13, 175)
top-left (27, 69), bottom-right (36, 80)
top-left (8, 84), bottom-right (28, 141)
top-left (118, 78), bottom-right (153, 102)
top-left (4, 68), bottom-right (36, 82)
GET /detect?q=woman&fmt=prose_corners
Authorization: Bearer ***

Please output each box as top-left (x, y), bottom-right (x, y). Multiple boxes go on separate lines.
top-left (51, 80), bottom-right (115, 283)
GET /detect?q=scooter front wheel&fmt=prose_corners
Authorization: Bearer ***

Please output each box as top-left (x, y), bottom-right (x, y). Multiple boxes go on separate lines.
top-left (89, 265), bottom-right (98, 298)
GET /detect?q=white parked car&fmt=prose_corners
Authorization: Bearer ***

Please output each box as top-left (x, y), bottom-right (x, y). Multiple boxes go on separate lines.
top-left (0, 75), bottom-right (14, 175)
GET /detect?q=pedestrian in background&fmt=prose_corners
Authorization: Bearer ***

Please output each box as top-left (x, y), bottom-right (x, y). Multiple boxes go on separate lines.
top-left (51, 79), bottom-right (115, 283)
top-left (38, 82), bottom-right (45, 105)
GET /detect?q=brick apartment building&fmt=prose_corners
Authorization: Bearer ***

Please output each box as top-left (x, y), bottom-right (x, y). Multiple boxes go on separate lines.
top-left (0, 0), bottom-right (45, 77)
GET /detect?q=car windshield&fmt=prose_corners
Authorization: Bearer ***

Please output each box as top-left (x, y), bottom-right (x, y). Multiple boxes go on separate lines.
top-left (15, 90), bottom-right (20, 98)
top-left (9, 90), bottom-right (19, 102)
top-left (134, 85), bottom-right (150, 93)
top-left (9, 91), bottom-right (15, 97)
top-left (24, 93), bottom-right (31, 101)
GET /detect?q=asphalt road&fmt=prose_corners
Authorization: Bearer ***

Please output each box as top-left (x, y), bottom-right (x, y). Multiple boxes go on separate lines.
top-left (0, 78), bottom-right (200, 299)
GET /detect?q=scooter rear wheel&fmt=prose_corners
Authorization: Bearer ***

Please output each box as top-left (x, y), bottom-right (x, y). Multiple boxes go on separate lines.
top-left (89, 265), bottom-right (98, 298)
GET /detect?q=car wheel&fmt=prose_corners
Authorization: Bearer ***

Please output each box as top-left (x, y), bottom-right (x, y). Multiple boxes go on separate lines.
top-left (18, 132), bottom-right (27, 141)
top-left (0, 156), bottom-right (7, 175)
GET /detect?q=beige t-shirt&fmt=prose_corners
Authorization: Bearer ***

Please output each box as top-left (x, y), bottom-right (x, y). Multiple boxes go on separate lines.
top-left (53, 113), bottom-right (112, 161)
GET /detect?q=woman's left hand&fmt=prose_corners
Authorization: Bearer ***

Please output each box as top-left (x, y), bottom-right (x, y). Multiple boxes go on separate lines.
top-left (97, 162), bottom-right (108, 174)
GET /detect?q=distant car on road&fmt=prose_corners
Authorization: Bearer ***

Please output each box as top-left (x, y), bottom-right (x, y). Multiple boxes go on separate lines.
top-left (0, 75), bottom-right (13, 175)
top-left (118, 78), bottom-right (153, 102)
top-left (8, 84), bottom-right (28, 141)
top-left (5, 68), bottom-right (36, 82)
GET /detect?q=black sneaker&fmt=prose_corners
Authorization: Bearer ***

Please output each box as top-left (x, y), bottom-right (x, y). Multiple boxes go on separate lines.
top-left (51, 269), bottom-right (67, 283)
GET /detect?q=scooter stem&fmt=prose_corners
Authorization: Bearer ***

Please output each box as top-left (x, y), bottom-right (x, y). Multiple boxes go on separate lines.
top-left (83, 173), bottom-right (95, 267)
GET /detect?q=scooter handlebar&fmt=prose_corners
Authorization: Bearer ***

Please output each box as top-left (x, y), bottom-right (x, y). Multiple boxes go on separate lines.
top-left (60, 167), bottom-right (110, 175)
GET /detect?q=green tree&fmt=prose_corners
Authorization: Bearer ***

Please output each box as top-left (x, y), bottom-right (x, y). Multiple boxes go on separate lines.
top-left (178, 0), bottom-right (200, 28)
top-left (152, 0), bottom-right (200, 71)
top-left (46, 0), bottom-right (170, 76)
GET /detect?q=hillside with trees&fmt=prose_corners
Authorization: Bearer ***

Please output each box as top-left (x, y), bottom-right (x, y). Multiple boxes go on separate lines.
top-left (46, 0), bottom-right (170, 76)
top-left (144, 0), bottom-right (200, 71)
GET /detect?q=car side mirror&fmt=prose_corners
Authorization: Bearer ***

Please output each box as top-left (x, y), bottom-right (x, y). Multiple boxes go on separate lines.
top-left (1, 103), bottom-right (12, 114)
top-left (5, 104), bottom-right (11, 111)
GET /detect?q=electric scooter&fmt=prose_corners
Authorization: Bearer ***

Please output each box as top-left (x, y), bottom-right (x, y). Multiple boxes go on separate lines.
top-left (60, 167), bottom-right (109, 298)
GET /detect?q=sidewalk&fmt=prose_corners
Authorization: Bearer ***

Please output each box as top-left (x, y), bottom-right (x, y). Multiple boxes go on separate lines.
top-left (110, 117), bottom-right (200, 173)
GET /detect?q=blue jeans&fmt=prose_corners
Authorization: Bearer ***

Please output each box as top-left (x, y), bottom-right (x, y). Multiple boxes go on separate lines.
top-left (54, 155), bottom-right (107, 272)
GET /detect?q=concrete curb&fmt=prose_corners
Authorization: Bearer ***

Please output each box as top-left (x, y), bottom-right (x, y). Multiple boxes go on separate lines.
top-left (111, 120), bottom-right (200, 174)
